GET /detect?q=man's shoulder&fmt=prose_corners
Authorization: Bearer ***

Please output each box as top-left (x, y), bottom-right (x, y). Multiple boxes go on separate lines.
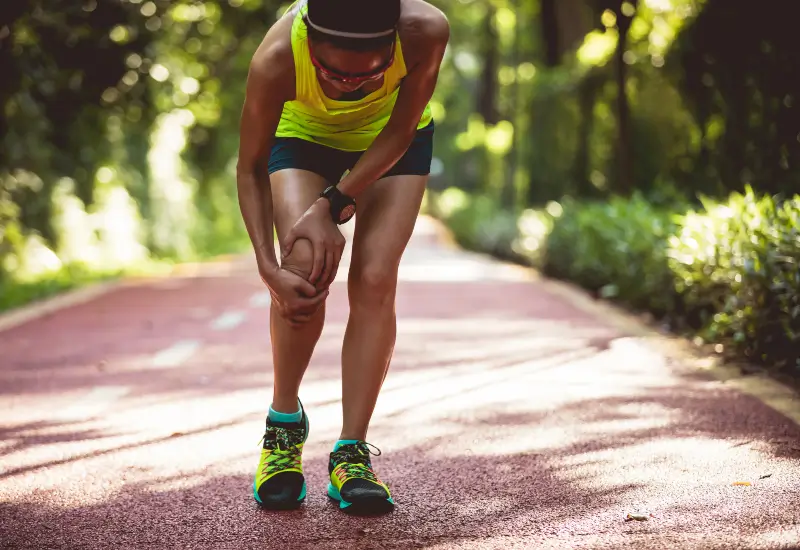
top-left (398, 0), bottom-right (449, 67)
top-left (250, 10), bottom-right (296, 83)
top-left (399, 0), bottom-right (449, 42)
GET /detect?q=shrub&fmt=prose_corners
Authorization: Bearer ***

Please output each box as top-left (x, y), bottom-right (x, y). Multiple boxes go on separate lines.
top-left (540, 193), bottom-right (682, 316)
top-left (668, 186), bottom-right (800, 367)
top-left (433, 188), bottom-right (520, 260)
top-left (435, 185), bottom-right (800, 373)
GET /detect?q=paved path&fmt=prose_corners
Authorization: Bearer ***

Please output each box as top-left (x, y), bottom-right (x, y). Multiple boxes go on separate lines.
top-left (1, 217), bottom-right (799, 549)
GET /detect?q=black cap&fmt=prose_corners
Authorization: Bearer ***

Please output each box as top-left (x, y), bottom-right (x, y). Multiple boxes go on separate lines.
top-left (306, 0), bottom-right (400, 39)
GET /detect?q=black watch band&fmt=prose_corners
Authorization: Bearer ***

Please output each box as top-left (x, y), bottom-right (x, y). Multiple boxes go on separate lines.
top-left (320, 185), bottom-right (356, 225)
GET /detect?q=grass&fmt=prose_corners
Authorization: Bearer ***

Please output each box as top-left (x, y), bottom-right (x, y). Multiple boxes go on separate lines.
top-left (0, 233), bottom-right (253, 315)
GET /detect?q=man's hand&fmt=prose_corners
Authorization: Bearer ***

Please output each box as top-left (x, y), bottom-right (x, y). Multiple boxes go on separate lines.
top-left (281, 199), bottom-right (346, 290)
top-left (261, 265), bottom-right (328, 329)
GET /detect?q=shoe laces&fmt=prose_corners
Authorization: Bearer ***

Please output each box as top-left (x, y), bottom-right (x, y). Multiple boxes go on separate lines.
top-left (332, 441), bottom-right (382, 482)
top-left (258, 425), bottom-right (304, 475)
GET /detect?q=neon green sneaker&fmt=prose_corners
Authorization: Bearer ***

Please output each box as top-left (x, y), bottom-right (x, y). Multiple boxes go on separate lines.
top-left (252, 400), bottom-right (309, 510)
top-left (327, 441), bottom-right (395, 515)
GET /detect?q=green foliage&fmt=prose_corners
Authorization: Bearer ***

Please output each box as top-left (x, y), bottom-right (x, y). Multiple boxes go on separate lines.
top-left (0, 0), bottom-right (280, 311)
top-left (2, 0), bottom-right (799, 332)
top-left (432, 188), bottom-right (521, 260)
top-left (667, 0), bottom-right (800, 196)
top-left (668, 187), bottom-right (800, 366)
top-left (436, 186), bottom-right (800, 372)
top-left (0, 263), bottom-right (122, 313)
top-left (542, 194), bottom-right (682, 315)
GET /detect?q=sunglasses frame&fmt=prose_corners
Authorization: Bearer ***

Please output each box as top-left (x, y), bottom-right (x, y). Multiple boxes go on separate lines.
top-left (307, 37), bottom-right (396, 85)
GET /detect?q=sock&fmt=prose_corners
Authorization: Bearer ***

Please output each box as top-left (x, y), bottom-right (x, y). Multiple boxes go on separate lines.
top-left (268, 400), bottom-right (302, 424)
top-left (333, 439), bottom-right (361, 452)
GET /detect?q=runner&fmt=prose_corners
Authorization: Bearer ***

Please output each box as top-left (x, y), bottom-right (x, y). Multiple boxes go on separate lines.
top-left (236, 0), bottom-right (449, 514)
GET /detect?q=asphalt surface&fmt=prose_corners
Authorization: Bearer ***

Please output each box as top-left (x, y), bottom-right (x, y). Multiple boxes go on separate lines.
top-left (1, 217), bottom-right (800, 550)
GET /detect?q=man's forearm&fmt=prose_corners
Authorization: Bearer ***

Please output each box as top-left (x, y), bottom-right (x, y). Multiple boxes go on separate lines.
top-left (336, 125), bottom-right (417, 198)
top-left (237, 171), bottom-right (279, 278)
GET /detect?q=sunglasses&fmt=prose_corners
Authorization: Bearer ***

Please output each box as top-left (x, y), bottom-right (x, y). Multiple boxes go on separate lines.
top-left (307, 40), bottom-right (395, 85)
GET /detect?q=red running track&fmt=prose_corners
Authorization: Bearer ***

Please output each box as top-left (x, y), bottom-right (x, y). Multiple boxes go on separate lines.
top-left (1, 217), bottom-right (799, 549)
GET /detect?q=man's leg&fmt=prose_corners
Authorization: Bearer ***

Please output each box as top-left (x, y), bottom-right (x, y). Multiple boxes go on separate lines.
top-left (253, 167), bottom-right (330, 510)
top-left (340, 174), bottom-right (426, 440)
top-left (325, 122), bottom-right (433, 515)
top-left (324, 174), bottom-right (426, 516)
top-left (268, 169), bottom-right (330, 414)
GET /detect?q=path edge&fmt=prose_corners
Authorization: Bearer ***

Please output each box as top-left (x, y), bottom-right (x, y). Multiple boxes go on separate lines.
top-left (424, 215), bottom-right (800, 427)
top-left (0, 254), bottom-right (247, 335)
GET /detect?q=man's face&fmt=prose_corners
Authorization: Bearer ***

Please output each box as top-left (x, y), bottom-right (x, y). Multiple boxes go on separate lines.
top-left (308, 40), bottom-right (394, 93)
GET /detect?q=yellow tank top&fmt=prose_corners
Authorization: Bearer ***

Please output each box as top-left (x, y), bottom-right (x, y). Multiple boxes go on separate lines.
top-left (274, 0), bottom-right (433, 152)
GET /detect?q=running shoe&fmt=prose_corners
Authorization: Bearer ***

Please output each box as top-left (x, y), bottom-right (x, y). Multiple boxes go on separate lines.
top-left (253, 399), bottom-right (309, 510)
top-left (327, 440), bottom-right (394, 515)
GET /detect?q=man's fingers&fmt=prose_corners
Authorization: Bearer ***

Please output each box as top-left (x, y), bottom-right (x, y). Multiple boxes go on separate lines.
top-left (295, 277), bottom-right (318, 297)
top-left (291, 276), bottom-right (322, 299)
top-left (318, 250), bottom-right (334, 290)
top-left (281, 230), bottom-right (296, 261)
top-left (302, 288), bottom-right (329, 307)
top-left (309, 240), bottom-right (325, 284)
top-left (321, 251), bottom-right (338, 289)
top-left (288, 288), bottom-right (329, 315)
top-left (329, 247), bottom-right (343, 287)
top-left (287, 294), bottom-right (328, 325)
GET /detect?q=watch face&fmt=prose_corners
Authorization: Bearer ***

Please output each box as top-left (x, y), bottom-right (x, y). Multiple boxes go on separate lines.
top-left (340, 204), bottom-right (356, 222)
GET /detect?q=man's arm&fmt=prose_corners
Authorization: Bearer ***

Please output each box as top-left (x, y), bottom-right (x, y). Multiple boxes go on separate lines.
top-left (236, 39), bottom-right (293, 281)
top-left (336, 11), bottom-right (450, 199)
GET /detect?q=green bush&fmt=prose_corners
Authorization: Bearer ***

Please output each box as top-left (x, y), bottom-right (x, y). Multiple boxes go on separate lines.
top-left (435, 186), bottom-right (800, 373)
top-left (540, 193), bottom-right (682, 316)
top-left (668, 187), bottom-right (800, 367)
top-left (433, 188), bottom-right (520, 260)
top-left (0, 262), bottom-right (121, 312)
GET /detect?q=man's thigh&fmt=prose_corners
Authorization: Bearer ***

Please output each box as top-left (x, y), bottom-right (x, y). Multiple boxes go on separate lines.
top-left (269, 169), bottom-right (329, 277)
top-left (269, 169), bottom-right (329, 237)
top-left (349, 121), bottom-right (434, 269)
top-left (267, 136), bottom-right (352, 239)
top-left (349, 174), bottom-right (428, 272)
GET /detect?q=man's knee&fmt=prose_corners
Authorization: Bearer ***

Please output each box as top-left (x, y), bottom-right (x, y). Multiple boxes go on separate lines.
top-left (349, 262), bottom-right (398, 308)
top-left (281, 238), bottom-right (314, 281)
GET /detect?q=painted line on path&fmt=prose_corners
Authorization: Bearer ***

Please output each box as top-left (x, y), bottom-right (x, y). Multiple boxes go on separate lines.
top-left (249, 292), bottom-right (271, 308)
top-left (152, 339), bottom-right (201, 367)
top-left (211, 310), bottom-right (247, 331)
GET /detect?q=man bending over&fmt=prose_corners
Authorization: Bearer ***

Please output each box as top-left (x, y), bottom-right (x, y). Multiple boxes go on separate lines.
top-left (236, 0), bottom-right (449, 515)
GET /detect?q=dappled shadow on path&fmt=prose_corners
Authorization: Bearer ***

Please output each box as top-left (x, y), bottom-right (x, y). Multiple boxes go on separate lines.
top-left (2, 374), bottom-right (800, 548)
top-left (0, 447), bottom-right (639, 549)
top-left (3, 237), bottom-right (800, 548)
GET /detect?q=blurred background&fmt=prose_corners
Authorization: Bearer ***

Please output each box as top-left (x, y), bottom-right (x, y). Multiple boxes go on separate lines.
top-left (0, 0), bottom-right (797, 371)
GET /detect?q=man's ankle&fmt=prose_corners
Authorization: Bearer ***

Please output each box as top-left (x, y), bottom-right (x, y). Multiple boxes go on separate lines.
top-left (333, 438), bottom-right (361, 452)
top-left (269, 397), bottom-right (302, 423)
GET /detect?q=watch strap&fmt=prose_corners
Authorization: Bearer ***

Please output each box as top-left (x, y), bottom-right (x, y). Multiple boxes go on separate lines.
top-left (320, 185), bottom-right (356, 225)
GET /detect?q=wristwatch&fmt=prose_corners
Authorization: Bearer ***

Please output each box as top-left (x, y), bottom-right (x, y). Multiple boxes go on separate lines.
top-left (320, 185), bottom-right (356, 225)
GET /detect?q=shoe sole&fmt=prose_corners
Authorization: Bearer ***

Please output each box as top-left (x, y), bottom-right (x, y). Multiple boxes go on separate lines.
top-left (327, 483), bottom-right (395, 515)
top-left (252, 402), bottom-right (310, 510)
top-left (253, 480), bottom-right (306, 510)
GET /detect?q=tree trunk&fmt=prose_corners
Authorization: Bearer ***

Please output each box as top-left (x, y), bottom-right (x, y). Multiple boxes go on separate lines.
top-left (540, 0), bottom-right (560, 67)
top-left (575, 70), bottom-right (602, 196)
top-left (477, 4), bottom-right (500, 124)
top-left (501, 0), bottom-right (522, 210)
top-left (613, 0), bottom-right (637, 195)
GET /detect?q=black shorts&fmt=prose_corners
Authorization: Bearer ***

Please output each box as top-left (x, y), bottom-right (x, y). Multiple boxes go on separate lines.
top-left (268, 120), bottom-right (434, 184)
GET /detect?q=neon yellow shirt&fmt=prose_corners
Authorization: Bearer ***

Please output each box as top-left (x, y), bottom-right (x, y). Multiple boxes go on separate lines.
top-left (274, 0), bottom-right (433, 152)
